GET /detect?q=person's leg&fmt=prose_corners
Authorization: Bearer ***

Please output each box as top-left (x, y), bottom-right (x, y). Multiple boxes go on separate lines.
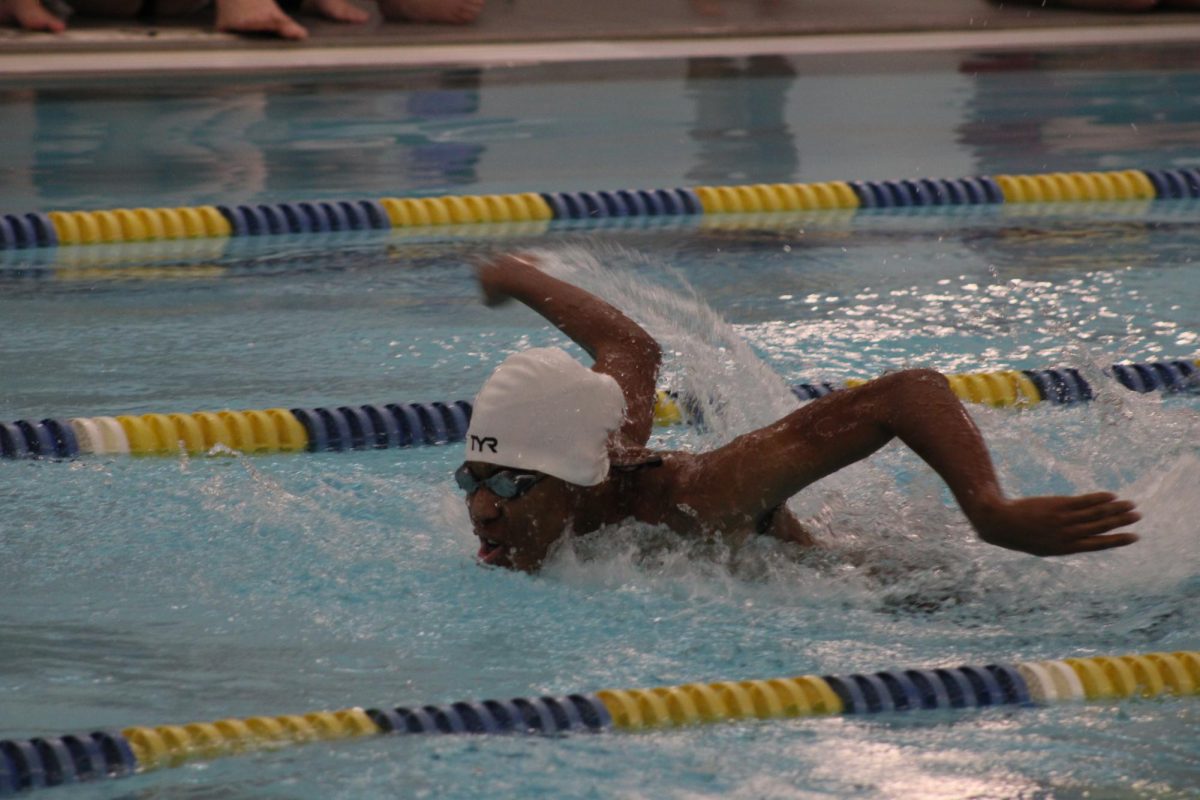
top-left (376, 0), bottom-right (484, 25)
top-left (686, 370), bottom-right (1139, 556)
top-left (0, 0), bottom-right (68, 31)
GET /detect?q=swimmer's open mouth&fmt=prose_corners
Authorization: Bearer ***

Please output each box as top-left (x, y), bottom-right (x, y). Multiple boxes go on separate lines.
top-left (477, 536), bottom-right (511, 566)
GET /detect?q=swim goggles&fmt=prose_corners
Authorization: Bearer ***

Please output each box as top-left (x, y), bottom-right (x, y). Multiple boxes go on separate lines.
top-left (454, 463), bottom-right (546, 499)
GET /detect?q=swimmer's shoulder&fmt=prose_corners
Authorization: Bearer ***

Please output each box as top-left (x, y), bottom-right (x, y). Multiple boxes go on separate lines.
top-left (611, 448), bottom-right (817, 548)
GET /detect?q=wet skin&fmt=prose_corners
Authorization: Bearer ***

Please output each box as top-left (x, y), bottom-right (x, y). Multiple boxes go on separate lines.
top-left (463, 462), bottom-right (579, 572)
top-left (462, 453), bottom-right (823, 572)
top-left (463, 254), bottom-right (1141, 573)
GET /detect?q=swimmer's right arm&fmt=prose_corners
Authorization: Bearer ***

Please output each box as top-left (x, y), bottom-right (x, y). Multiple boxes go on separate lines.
top-left (476, 253), bottom-right (662, 445)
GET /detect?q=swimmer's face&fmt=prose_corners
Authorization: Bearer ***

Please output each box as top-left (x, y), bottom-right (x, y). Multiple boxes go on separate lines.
top-left (458, 461), bottom-right (576, 572)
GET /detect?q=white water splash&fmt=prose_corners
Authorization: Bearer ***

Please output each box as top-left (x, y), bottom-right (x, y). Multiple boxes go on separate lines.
top-left (529, 242), bottom-right (800, 447)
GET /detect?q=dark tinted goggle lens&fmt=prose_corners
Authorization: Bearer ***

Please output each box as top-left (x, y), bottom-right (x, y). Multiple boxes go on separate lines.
top-left (454, 464), bottom-right (479, 493)
top-left (455, 465), bottom-right (541, 499)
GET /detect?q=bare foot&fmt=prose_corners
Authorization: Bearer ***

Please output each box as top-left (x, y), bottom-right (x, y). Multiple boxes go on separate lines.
top-left (0, 0), bottom-right (67, 32)
top-left (214, 0), bottom-right (308, 39)
top-left (310, 0), bottom-right (370, 23)
top-left (968, 492), bottom-right (1140, 556)
top-left (378, 0), bottom-right (485, 24)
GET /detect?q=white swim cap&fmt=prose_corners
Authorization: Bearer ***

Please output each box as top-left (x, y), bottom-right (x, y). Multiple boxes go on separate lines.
top-left (465, 347), bottom-right (626, 486)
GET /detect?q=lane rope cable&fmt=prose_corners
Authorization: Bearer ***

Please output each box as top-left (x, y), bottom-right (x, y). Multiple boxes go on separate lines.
top-left (4, 168), bottom-right (1199, 250)
top-left (3, 360), bottom-right (1196, 459)
top-left (2, 649), bottom-right (1195, 795)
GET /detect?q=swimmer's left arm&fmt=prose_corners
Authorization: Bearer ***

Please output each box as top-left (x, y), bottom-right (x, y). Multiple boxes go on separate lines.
top-left (476, 253), bottom-right (662, 445)
top-left (675, 370), bottom-right (1139, 557)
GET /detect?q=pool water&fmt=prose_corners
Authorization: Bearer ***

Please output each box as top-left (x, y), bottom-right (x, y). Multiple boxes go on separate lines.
top-left (2, 45), bottom-right (1199, 799)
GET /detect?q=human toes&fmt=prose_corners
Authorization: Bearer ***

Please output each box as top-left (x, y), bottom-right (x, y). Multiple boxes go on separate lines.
top-left (214, 0), bottom-right (310, 39)
top-left (224, 13), bottom-right (308, 38)
top-left (3, 0), bottom-right (67, 31)
top-left (313, 0), bottom-right (371, 23)
top-left (274, 15), bottom-right (309, 38)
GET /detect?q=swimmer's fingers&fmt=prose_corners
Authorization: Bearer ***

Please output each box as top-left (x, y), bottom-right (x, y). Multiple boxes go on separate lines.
top-left (1061, 512), bottom-right (1140, 539)
top-left (1057, 531), bottom-right (1140, 554)
top-left (1060, 491), bottom-right (1120, 510)
top-left (1054, 501), bottom-right (1140, 554)
top-left (1060, 497), bottom-right (1138, 527)
top-left (973, 495), bottom-right (1140, 557)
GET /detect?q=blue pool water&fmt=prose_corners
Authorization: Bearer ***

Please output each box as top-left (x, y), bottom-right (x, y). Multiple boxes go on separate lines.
top-left (2, 45), bottom-right (1200, 798)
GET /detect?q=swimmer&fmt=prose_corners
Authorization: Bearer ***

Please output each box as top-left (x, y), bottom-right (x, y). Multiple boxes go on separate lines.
top-left (0, 0), bottom-right (485, 40)
top-left (459, 253), bottom-right (1141, 572)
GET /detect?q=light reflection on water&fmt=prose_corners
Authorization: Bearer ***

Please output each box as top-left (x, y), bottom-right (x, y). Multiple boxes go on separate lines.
top-left (2, 54), bottom-right (1200, 799)
top-left (1, 225), bottom-right (1197, 795)
top-left (5, 49), bottom-right (1200, 212)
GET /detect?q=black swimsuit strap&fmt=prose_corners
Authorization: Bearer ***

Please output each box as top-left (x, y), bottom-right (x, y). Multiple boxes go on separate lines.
top-left (610, 455), bottom-right (665, 473)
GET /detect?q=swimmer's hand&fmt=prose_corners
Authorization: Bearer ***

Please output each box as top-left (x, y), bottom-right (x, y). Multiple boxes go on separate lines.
top-left (968, 492), bottom-right (1140, 556)
top-left (475, 253), bottom-right (540, 307)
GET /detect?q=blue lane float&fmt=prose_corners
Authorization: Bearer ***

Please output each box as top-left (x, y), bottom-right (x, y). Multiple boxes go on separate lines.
top-left (1142, 168), bottom-right (1200, 200)
top-left (282, 401), bottom-right (472, 454)
top-left (1022, 368), bottom-right (1095, 405)
top-left (1110, 360), bottom-right (1196, 393)
top-left (0, 214), bottom-right (58, 249)
top-left (366, 694), bottom-right (609, 736)
top-left (0, 418), bottom-right (79, 458)
top-left (849, 176), bottom-right (1004, 209)
top-left (0, 730), bottom-right (135, 795)
top-left (539, 188), bottom-right (703, 220)
top-left (216, 200), bottom-right (391, 237)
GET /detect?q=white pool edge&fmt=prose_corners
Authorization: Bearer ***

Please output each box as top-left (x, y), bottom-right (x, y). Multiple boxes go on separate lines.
top-left (3, 23), bottom-right (1200, 79)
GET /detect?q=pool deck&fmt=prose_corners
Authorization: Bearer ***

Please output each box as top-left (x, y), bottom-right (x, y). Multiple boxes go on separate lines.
top-left (3, 0), bottom-right (1200, 79)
